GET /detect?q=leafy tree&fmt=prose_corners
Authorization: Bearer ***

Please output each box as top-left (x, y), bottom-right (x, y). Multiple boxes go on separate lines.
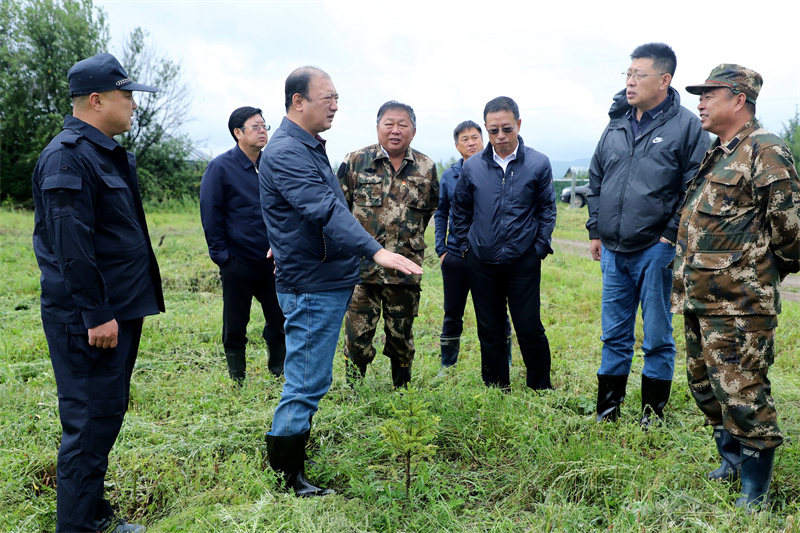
top-left (0, 0), bottom-right (108, 203)
top-left (781, 109), bottom-right (800, 175)
top-left (0, 4), bottom-right (204, 204)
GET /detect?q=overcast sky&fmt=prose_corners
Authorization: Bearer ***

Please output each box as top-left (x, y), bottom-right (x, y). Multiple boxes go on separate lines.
top-left (95, 0), bottom-right (800, 168)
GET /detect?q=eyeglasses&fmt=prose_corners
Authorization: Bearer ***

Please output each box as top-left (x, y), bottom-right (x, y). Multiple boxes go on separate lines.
top-left (623, 72), bottom-right (666, 82)
top-left (486, 126), bottom-right (515, 135)
top-left (241, 123), bottom-right (270, 132)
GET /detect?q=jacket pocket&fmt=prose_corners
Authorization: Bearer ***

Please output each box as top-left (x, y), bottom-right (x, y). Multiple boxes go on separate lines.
top-left (354, 175), bottom-right (383, 207)
top-left (696, 172), bottom-right (751, 218)
top-left (402, 176), bottom-right (433, 210)
top-left (98, 174), bottom-right (136, 219)
top-left (689, 250), bottom-right (744, 270)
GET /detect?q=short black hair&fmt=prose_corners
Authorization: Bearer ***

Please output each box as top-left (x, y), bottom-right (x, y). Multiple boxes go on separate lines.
top-left (630, 42), bottom-right (677, 77)
top-left (453, 120), bottom-right (482, 142)
top-left (483, 96), bottom-right (519, 121)
top-left (228, 106), bottom-right (263, 142)
top-left (285, 66), bottom-right (329, 112)
top-left (377, 100), bottom-right (416, 128)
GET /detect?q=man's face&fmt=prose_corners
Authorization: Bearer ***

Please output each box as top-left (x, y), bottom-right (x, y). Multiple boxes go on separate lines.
top-left (377, 109), bottom-right (416, 159)
top-left (455, 127), bottom-right (483, 160)
top-left (236, 113), bottom-right (268, 151)
top-left (625, 57), bottom-right (667, 112)
top-left (485, 110), bottom-right (520, 159)
top-left (303, 75), bottom-right (338, 135)
top-left (697, 87), bottom-right (737, 136)
top-left (100, 89), bottom-right (137, 136)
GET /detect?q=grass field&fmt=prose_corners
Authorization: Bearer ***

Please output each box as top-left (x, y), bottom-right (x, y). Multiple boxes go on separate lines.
top-left (1, 204), bottom-right (799, 532)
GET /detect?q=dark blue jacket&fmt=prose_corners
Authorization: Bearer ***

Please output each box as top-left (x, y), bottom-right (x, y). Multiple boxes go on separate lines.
top-left (434, 158), bottom-right (464, 257)
top-left (199, 144), bottom-right (270, 266)
top-left (586, 87), bottom-right (709, 252)
top-left (259, 117), bottom-right (382, 294)
top-left (450, 136), bottom-right (556, 264)
top-left (32, 115), bottom-right (164, 328)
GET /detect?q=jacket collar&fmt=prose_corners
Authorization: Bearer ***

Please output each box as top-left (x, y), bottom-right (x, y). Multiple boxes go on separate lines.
top-left (280, 116), bottom-right (326, 150)
top-left (481, 135), bottom-right (526, 166)
top-left (62, 115), bottom-right (122, 152)
top-left (232, 143), bottom-right (259, 171)
top-left (713, 118), bottom-right (760, 155)
top-left (608, 86), bottom-right (682, 122)
top-left (373, 144), bottom-right (414, 165)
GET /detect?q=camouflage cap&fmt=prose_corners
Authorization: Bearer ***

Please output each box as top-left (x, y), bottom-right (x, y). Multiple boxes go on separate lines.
top-left (685, 64), bottom-right (762, 105)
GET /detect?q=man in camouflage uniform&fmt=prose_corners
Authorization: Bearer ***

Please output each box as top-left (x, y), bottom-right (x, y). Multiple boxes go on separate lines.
top-left (338, 100), bottom-right (438, 387)
top-left (673, 65), bottom-right (800, 511)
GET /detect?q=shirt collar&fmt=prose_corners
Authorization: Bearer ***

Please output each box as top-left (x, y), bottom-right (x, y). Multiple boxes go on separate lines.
top-left (627, 91), bottom-right (672, 121)
top-left (492, 141), bottom-right (519, 166)
top-left (717, 118), bottom-right (760, 155)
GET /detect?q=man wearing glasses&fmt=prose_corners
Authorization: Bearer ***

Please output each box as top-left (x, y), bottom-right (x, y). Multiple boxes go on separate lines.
top-left (259, 67), bottom-right (422, 496)
top-left (200, 107), bottom-right (286, 384)
top-left (586, 43), bottom-right (708, 427)
top-left (450, 96), bottom-right (556, 390)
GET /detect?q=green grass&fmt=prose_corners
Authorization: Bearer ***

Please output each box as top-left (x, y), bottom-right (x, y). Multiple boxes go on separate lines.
top-left (1, 204), bottom-right (799, 532)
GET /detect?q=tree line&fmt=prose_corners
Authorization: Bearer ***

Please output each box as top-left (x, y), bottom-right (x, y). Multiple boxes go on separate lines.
top-left (2, 0), bottom-right (799, 207)
top-left (0, 0), bottom-right (204, 206)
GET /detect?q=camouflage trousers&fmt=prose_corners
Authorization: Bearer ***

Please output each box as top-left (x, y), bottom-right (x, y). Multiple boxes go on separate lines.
top-left (344, 284), bottom-right (420, 368)
top-left (684, 313), bottom-right (782, 450)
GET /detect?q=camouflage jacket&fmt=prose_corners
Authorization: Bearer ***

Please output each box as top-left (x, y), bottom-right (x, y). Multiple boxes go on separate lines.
top-left (672, 119), bottom-right (800, 316)
top-left (338, 144), bottom-right (439, 285)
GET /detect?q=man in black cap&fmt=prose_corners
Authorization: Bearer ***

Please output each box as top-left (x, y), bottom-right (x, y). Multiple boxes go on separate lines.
top-left (674, 64), bottom-right (800, 511)
top-left (32, 52), bottom-right (164, 532)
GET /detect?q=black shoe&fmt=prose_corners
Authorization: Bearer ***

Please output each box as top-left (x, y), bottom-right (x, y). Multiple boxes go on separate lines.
top-left (267, 342), bottom-right (286, 377)
top-left (391, 359), bottom-right (411, 388)
top-left (735, 445), bottom-right (775, 512)
top-left (640, 376), bottom-right (671, 429)
top-left (265, 433), bottom-right (334, 497)
top-left (96, 515), bottom-right (146, 533)
top-left (596, 373), bottom-right (628, 422)
top-left (708, 425), bottom-right (740, 482)
top-left (225, 348), bottom-right (247, 386)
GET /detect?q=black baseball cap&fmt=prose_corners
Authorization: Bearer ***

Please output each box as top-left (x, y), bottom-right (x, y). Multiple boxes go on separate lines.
top-left (68, 52), bottom-right (159, 97)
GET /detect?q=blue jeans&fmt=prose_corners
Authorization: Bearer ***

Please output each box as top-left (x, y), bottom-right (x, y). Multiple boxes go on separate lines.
top-left (598, 241), bottom-right (676, 380)
top-left (269, 287), bottom-right (353, 436)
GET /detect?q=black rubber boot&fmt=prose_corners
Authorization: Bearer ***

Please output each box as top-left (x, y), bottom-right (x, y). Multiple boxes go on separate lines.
top-left (267, 341), bottom-right (286, 377)
top-left (596, 373), bottom-right (628, 422)
top-left (391, 359), bottom-right (411, 388)
top-left (265, 433), bottom-right (334, 497)
top-left (640, 375), bottom-right (672, 429)
top-left (225, 348), bottom-right (247, 386)
top-left (440, 337), bottom-right (460, 368)
top-left (735, 445), bottom-right (775, 512)
top-left (708, 425), bottom-right (741, 482)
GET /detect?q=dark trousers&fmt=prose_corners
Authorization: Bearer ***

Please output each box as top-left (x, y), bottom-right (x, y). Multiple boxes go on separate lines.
top-left (44, 318), bottom-right (143, 533)
top-left (220, 257), bottom-right (285, 350)
top-left (466, 250), bottom-right (551, 389)
top-left (440, 252), bottom-right (471, 339)
top-left (441, 252), bottom-right (512, 340)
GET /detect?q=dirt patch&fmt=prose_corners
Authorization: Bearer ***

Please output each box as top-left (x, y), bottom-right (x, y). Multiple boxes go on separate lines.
top-left (552, 238), bottom-right (800, 303)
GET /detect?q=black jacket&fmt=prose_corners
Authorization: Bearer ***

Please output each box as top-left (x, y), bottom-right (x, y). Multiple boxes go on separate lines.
top-left (586, 87), bottom-right (709, 252)
top-left (32, 115), bottom-right (164, 328)
top-left (450, 136), bottom-right (556, 264)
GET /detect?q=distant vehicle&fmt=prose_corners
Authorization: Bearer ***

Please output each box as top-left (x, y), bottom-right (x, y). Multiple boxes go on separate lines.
top-left (560, 184), bottom-right (590, 208)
